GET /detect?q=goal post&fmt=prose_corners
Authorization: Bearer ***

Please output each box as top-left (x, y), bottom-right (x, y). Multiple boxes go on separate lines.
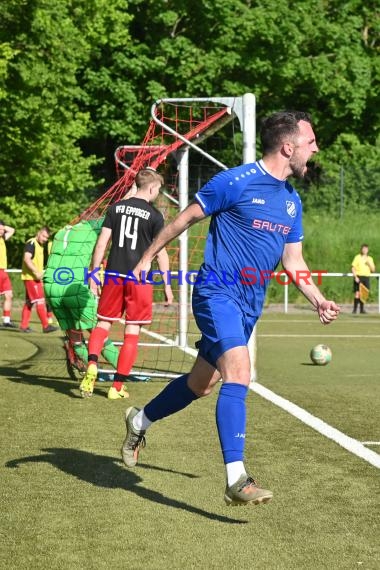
top-left (148, 93), bottom-right (258, 381)
top-left (76, 93), bottom-right (258, 381)
top-left (176, 146), bottom-right (189, 349)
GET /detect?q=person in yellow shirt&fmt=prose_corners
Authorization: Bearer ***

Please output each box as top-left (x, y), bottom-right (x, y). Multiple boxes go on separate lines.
top-left (351, 244), bottom-right (375, 314)
top-left (20, 226), bottom-right (58, 333)
top-left (0, 220), bottom-right (17, 328)
top-left (45, 240), bottom-right (55, 325)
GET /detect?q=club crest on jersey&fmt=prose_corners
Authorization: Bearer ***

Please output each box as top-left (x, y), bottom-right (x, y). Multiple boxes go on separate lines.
top-left (286, 201), bottom-right (296, 218)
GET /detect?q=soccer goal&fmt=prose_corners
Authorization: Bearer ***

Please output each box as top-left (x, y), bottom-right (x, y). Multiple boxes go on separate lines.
top-left (80, 94), bottom-right (257, 380)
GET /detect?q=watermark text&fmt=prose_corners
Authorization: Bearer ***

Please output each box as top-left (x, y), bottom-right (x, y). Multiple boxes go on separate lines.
top-left (52, 267), bottom-right (327, 287)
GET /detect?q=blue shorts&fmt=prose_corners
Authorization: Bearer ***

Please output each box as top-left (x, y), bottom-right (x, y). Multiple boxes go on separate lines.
top-left (192, 290), bottom-right (258, 368)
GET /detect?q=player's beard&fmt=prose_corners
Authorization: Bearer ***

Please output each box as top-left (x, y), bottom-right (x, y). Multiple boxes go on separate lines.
top-left (289, 154), bottom-right (307, 179)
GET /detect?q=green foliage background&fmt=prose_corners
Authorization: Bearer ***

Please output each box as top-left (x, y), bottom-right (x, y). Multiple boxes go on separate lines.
top-left (266, 210), bottom-right (380, 304)
top-left (1, 0), bottom-right (379, 270)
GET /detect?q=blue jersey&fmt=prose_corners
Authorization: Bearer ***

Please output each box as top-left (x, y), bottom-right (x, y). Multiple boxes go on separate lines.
top-left (194, 160), bottom-right (304, 317)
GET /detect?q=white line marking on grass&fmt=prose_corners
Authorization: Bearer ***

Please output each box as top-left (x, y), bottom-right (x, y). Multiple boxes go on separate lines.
top-left (361, 442), bottom-right (380, 446)
top-left (140, 327), bottom-right (380, 467)
top-left (250, 382), bottom-right (380, 469)
top-left (345, 374), bottom-right (380, 378)
top-left (262, 319), bottom-right (380, 324)
top-left (140, 327), bottom-right (198, 358)
top-left (259, 334), bottom-right (380, 338)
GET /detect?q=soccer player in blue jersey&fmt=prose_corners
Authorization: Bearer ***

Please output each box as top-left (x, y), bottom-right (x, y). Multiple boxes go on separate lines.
top-left (120, 111), bottom-right (340, 507)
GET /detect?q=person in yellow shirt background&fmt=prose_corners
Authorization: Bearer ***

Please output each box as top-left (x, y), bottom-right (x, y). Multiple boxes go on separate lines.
top-left (45, 239), bottom-right (56, 326)
top-left (20, 226), bottom-right (58, 333)
top-left (351, 244), bottom-right (376, 314)
top-left (0, 220), bottom-right (17, 328)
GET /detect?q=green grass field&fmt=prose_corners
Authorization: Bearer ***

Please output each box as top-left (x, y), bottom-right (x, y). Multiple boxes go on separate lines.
top-left (0, 311), bottom-right (379, 569)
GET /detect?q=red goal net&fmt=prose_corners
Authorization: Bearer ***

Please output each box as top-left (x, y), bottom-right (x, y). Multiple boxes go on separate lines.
top-left (71, 98), bottom-right (239, 379)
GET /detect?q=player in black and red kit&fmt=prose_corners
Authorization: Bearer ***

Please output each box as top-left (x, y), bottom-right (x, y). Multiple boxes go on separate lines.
top-left (80, 168), bottom-right (173, 398)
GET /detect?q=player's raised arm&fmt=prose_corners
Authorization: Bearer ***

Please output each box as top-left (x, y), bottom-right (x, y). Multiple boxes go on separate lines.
top-left (3, 224), bottom-right (15, 240)
top-left (281, 241), bottom-right (340, 324)
top-left (134, 201), bottom-right (206, 281)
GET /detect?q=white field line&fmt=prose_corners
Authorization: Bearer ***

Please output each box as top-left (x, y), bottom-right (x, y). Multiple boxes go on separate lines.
top-left (361, 442), bottom-right (380, 446)
top-left (345, 374), bottom-right (379, 378)
top-left (140, 327), bottom-right (198, 358)
top-left (250, 382), bottom-right (380, 469)
top-left (141, 328), bottom-right (380, 468)
top-left (261, 319), bottom-right (380, 324)
top-left (259, 334), bottom-right (380, 338)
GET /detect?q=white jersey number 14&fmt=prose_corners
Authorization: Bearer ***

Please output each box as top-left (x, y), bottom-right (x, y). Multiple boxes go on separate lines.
top-left (119, 215), bottom-right (139, 250)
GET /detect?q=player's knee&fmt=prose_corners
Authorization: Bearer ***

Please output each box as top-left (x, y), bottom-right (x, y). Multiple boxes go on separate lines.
top-left (192, 386), bottom-right (213, 398)
top-left (222, 375), bottom-right (251, 386)
top-left (68, 329), bottom-right (84, 344)
top-left (188, 374), bottom-right (220, 398)
top-left (97, 320), bottom-right (112, 332)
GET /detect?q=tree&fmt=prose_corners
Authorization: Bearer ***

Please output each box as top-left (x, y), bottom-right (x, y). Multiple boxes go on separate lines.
top-left (0, 0), bottom-right (133, 263)
top-left (121, 0), bottom-right (379, 211)
top-left (1, 0), bottom-right (379, 265)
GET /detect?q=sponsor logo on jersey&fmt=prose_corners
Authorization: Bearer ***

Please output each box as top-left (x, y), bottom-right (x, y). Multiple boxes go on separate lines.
top-left (252, 219), bottom-right (291, 235)
top-left (115, 204), bottom-right (151, 220)
top-left (252, 197), bottom-right (265, 204)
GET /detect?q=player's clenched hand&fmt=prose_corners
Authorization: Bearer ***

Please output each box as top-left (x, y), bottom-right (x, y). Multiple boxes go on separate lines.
top-left (133, 259), bottom-right (152, 282)
top-left (317, 300), bottom-right (340, 324)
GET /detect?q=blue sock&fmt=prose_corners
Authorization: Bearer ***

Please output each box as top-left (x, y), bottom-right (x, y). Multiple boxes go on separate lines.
top-left (144, 374), bottom-right (198, 422)
top-left (216, 383), bottom-right (248, 464)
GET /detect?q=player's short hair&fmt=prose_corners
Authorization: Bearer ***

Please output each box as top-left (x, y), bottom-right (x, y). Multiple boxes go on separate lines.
top-left (260, 111), bottom-right (313, 155)
top-left (0, 220), bottom-right (5, 226)
top-left (39, 226), bottom-right (51, 236)
top-left (135, 168), bottom-right (164, 190)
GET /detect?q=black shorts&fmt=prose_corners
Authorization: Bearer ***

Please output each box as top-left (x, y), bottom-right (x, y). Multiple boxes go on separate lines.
top-left (353, 275), bottom-right (370, 293)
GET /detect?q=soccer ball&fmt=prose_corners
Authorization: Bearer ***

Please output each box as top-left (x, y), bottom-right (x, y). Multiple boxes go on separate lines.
top-left (310, 344), bottom-right (332, 366)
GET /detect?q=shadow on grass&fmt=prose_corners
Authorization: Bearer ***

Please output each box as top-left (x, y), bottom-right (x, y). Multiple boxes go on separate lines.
top-left (6, 448), bottom-right (247, 524)
top-left (0, 356), bottom-right (108, 399)
top-left (0, 332), bottom-right (98, 397)
top-left (0, 363), bottom-right (95, 398)
top-left (137, 462), bottom-right (198, 478)
top-left (0, 364), bottom-right (106, 399)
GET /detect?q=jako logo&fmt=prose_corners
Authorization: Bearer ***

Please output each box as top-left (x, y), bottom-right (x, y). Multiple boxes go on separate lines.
top-left (252, 197), bottom-right (265, 204)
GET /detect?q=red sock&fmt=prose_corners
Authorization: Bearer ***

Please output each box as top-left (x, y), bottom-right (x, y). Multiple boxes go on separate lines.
top-left (88, 327), bottom-right (109, 363)
top-left (113, 334), bottom-right (138, 390)
top-left (36, 302), bottom-right (49, 328)
top-left (2, 309), bottom-right (11, 324)
top-left (21, 303), bottom-right (32, 328)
